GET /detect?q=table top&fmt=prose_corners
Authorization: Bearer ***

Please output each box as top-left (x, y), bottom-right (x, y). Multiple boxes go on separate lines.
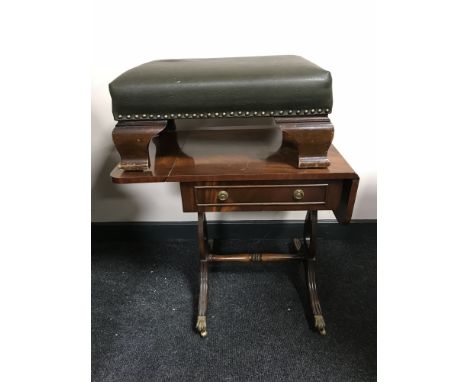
top-left (111, 119), bottom-right (358, 184)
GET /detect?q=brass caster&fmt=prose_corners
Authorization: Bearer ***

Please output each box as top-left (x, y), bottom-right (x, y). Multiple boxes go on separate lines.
top-left (314, 314), bottom-right (326, 336)
top-left (196, 315), bottom-right (207, 338)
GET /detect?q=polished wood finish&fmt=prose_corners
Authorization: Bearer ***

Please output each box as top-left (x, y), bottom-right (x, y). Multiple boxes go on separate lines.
top-left (112, 120), bottom-right (167, 171)
top-left (196, 212), bottom-right (209, 337)
top-left (303, 210), bottom-right (326, 335)
top-left (275, 116), bottom-right (334, 168)
top-left (195, 183), bottom-right (328, 206)
top-left (180, 180), bottom-right (343, 212)
top-left (194, 209), bottom-right (328, 337)
top-left (111, 116), bottom-right (333, 171)
top-left (207, 253), bottom-right (306, 262)
top-left (181, 180), bottom-right (343, 212)
top-left (111, 124), bottom-right (356, 183)
top-left (110, 120), bottom-right (359, 338)
top-left (333, 178), bottom-right (360, 224)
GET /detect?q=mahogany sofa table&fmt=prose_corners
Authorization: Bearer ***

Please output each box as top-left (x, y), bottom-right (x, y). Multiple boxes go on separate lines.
top-left (111, 122), bottom-right (359, 337)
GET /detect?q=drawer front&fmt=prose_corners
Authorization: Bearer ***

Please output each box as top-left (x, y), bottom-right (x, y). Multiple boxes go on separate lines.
top-left (189, 182), bottom-right (341, 211)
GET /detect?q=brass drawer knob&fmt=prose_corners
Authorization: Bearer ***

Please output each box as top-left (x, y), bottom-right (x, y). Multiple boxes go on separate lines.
top-left (293, 189), bottom-right (304, 200)
top-left (217, 190), bottom-right (229, 201)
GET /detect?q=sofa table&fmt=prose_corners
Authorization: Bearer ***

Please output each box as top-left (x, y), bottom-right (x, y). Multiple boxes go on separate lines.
top-left (110, 120), bottom-right (359, 338)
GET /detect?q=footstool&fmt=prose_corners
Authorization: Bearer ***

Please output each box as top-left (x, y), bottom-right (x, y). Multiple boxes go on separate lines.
top-left (109, 55), bottom-right (334, 171)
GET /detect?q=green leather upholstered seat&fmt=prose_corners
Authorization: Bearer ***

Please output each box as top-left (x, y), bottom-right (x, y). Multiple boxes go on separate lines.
top-left (109, 55), bottom-right (333, 121)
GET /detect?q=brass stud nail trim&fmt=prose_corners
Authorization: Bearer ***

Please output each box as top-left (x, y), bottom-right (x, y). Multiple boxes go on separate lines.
top-left (116, 108), bottom-right (331, 120)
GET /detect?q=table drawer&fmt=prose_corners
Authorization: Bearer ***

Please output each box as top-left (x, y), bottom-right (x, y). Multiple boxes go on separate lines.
top-left (182, 182), bottom-right (340, 211)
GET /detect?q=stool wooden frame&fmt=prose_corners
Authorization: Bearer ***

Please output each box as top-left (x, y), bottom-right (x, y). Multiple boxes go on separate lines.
top-left (112, 116), bottom-right (333, 171)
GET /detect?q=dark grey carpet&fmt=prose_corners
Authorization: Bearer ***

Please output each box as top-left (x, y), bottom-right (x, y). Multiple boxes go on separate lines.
top-left (92, 225), bottom-right (376, 381)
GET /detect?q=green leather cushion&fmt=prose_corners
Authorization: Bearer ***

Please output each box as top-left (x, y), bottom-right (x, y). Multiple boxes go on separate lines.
top-left (109, 55), bottom-right (332, 121)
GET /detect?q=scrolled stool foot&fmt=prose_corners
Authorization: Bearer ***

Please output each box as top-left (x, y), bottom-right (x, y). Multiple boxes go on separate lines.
top-left (196, 315), bottom-right (207, 338)
top-left (314, 314), bottom-right (326, 336)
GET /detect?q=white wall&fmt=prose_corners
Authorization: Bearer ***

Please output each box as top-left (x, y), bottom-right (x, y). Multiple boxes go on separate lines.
top-left (92, 0), bottom-right (376, 222)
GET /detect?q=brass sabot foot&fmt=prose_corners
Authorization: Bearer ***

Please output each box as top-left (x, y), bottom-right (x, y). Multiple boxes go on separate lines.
top-left (196, 315), bottom-right (207, 338)
top-left (314, 315), bottom-right (326, 336)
